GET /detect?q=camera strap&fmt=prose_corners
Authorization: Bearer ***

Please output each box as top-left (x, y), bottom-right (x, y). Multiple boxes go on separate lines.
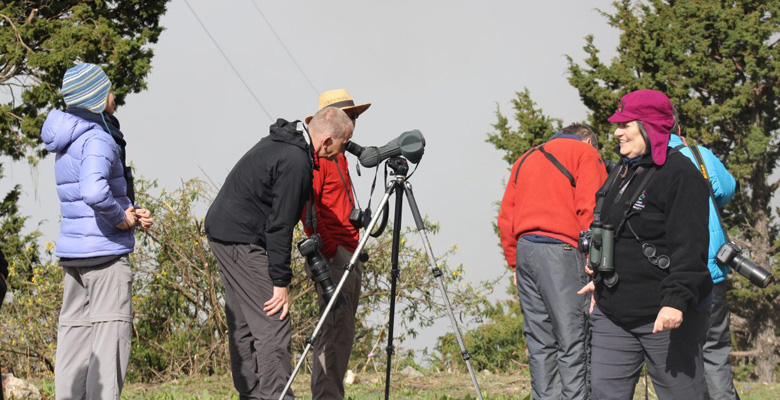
top-left (299, 121), bottom-right (319, 234)
top-left (614, 167), bottom-right (655, 234)
top-left (593, 161), bottom-right (626, 223)
top-left (334, 157), bottom-right (357, 209)
top-left (304, 192), bottom-right (319, 234)
top-left (513, 144), bottom-right (576, 187)
top-left (674, 142), bottom-right (731, 241)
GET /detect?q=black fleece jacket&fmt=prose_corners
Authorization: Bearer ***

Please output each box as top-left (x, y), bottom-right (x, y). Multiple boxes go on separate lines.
top-left (205, 119), bottom-right (312, 287)
top-left (595, 150), bottom-right (713, 326)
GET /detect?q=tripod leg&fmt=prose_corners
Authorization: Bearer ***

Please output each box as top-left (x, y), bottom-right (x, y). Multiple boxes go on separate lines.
top-left (279, 181), bottom-right (397, 400)
top-left (384, 178), bottom-right (404, 400)
top-left (402, 181), bottom-right (485, 400)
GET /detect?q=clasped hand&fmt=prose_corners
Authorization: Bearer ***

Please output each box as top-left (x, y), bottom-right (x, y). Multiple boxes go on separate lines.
top-left (116, 206), bottom-right (154, 230)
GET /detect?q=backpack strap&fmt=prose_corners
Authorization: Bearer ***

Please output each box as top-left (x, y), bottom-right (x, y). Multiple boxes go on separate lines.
top-left (538, 145), bottom-right (576, 187)
top-left (514, 144), bottom-right (576, 187)
top-left (688, 143), bottom-right (730, 241)
top-left (513, 146), bottom-right (539, 183)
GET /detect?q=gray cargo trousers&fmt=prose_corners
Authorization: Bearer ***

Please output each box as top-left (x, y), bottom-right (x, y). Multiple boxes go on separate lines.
top-left (55, 256), bottom-right (133, 400)
top-left (210, 240), bottom-right (294, 400)
top-left (514, 237), bottom-right (591, 400)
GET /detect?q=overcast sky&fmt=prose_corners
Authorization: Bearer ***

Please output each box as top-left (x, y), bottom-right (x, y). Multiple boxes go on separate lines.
top-left (1, 0), bottom-right (621, 353)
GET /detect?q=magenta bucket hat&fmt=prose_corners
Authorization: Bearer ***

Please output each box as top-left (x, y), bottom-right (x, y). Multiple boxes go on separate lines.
top-left (608, 89), bottom-right (675, 165)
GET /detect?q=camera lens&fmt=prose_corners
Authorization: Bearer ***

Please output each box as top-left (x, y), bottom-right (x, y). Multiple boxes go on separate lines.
top-left (732, 255), bottom-right (775, 288)
top-left (299, 234), bottom-right (345, 309)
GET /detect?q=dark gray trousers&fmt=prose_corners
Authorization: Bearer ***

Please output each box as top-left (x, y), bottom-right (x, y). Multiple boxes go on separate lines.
top-left (703, 282), bottom-right (739, 400)
top-left (514, 237), bottom-right (590, 400)
top-left (210, 241), bottom-right (293, 400)
top-left (308, 245), bottom-right (362, 400)
top-left (591, 305), bottom-right (708, 400)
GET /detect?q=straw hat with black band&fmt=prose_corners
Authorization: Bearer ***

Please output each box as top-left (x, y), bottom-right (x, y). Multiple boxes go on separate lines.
top-left (305, 88), bottom-right (371, 124)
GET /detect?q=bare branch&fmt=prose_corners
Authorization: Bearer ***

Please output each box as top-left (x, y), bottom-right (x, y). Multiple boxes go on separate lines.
top-left (0, 13), bottom-right (34, 53)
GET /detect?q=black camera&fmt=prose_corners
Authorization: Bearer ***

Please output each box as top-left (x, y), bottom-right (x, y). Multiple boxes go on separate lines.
top-left (716, 241), bottom-right (775, 288)
top-left (298, 234), bottom-right (344, 308)
top-left (349, 207), bottom-right (371, 230)
top-left (579, 222), bottom-right (618, 287)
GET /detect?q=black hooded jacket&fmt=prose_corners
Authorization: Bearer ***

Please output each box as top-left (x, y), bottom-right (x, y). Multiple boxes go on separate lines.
top-left (205, 119), bottom-right (313, 287)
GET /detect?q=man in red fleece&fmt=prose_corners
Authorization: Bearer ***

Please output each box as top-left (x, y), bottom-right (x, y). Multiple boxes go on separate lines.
top-left (498, 124), bottom-right (606, 400)
top-left (302, 89), bottom-right (370, 400)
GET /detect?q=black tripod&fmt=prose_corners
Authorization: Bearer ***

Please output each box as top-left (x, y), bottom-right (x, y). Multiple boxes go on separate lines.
top-left (280, 156), bottom-right (484, 400)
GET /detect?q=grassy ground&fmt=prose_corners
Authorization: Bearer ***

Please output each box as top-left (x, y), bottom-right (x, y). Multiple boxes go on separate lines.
top-left (30, 372), bottom-right (779, 399)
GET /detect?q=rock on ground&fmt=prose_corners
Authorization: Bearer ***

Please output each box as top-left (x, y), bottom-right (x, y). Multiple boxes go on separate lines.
top-left (399, 366), bottom-right (424, 378)
top-left (2, 373), bottom-right (42, 400)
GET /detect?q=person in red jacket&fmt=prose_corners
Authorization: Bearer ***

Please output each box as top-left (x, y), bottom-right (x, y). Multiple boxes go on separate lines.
top-left (498, 124), bottom-right (607, 400)
top-left (302, 89), bottom-right (370, 400)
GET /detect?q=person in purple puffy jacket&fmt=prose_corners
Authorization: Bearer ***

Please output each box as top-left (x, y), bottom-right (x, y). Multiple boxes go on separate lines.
top-left (40, 63), bottom-right (153, 400)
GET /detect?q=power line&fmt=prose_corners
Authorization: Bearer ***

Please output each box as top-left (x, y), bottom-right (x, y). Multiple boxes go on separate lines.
top-left (183, 0), bottom-right (273, 121)
top-left (248, 0), bottom-right (319, 96)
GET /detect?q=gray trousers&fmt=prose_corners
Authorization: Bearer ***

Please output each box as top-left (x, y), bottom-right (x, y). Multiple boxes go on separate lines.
top-left (307, 246), bottom-right (362, 400)
top-left (590, 304), bottom-right (708, 400)
top-left (55, 256), bottom-right (133, 400)
top-left (514, 237), bottom-right (590, 400)
top-left (703, 282), bottom-right (739, 400)
top-left (210, 241), bottom-right (293, 400)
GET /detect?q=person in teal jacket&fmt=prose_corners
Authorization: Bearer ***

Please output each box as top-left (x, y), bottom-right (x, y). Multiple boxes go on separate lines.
top-left (669, 131), bottom-right (739, 400)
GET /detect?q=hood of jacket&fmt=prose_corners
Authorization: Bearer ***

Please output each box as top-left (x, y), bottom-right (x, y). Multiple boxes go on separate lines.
top-left (269, 118), bottom-right (309, 152)
top-left (41, 110), bottom-right (102, 154)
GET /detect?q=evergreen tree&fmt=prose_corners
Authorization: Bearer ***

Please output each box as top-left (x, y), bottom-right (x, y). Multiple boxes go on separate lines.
top-left (1, 0), bottom-right (168, 161)
top-left (489, 0), bottom-right (780, 382)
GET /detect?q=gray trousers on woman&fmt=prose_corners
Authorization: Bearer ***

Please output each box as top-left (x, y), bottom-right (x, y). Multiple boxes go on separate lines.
top-left (210, 241), bottom-right (294, 400)
top-left (55, 256), bottom-right (133, 400)
top-left (590, 304), bottom-right (708, 400)
top-left (515, 238), bottom-right (591, 400)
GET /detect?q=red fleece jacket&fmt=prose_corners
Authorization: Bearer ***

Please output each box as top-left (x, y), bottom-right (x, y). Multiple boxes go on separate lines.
top-left (498, 137), bottom-right (607, 268)
top-left (301, 154), bottom-right (359, 259)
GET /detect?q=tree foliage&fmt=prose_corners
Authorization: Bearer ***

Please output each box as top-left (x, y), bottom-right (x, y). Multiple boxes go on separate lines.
top-left (434, 296), bottom-right (525, 374)
top-left (488, 0), bottom-right (780, 382)
top-left (0, 0), bottom-right (168, 162)
top-left (0, 177), bottom-right (494, 381)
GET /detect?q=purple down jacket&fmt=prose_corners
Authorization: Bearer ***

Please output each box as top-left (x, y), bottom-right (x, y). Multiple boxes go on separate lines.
top-left (41, 110), bottom-right (134, 258)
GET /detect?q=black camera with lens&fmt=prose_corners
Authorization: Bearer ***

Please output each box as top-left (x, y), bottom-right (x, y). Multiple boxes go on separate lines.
top-left (579, 222), bottom-right (618, 287)
top-left (298, 234), bottom-right (344, 309)
top-left (716, 241), bottom-right (775, 288)
top-left (348, 207), bottom-right (371, 230)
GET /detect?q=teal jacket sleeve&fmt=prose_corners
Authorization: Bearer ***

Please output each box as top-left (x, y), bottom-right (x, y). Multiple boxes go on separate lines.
top-left (699, 146), bottom-right (736, 208)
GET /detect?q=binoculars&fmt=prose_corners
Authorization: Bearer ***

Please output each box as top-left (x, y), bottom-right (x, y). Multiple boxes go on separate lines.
top-left (579, 222), bottom-right (618, 287)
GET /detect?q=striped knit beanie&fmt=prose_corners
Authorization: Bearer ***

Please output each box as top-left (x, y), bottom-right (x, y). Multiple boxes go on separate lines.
top-left (61, 63), bottom-right (112, 114)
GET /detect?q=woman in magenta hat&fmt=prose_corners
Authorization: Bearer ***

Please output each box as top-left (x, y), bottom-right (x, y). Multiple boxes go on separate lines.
top-left (578, 89), bottom-right (713, 399)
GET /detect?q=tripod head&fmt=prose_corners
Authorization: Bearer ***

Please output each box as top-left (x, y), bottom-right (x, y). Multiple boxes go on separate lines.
top-left (386, 157), bottom-right (409, 176)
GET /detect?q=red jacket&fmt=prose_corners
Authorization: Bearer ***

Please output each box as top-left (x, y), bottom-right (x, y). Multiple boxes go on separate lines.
top-left (498, 136), bottom-right (607, 268)
top-left (301, 153), bottom-right (359, 259)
